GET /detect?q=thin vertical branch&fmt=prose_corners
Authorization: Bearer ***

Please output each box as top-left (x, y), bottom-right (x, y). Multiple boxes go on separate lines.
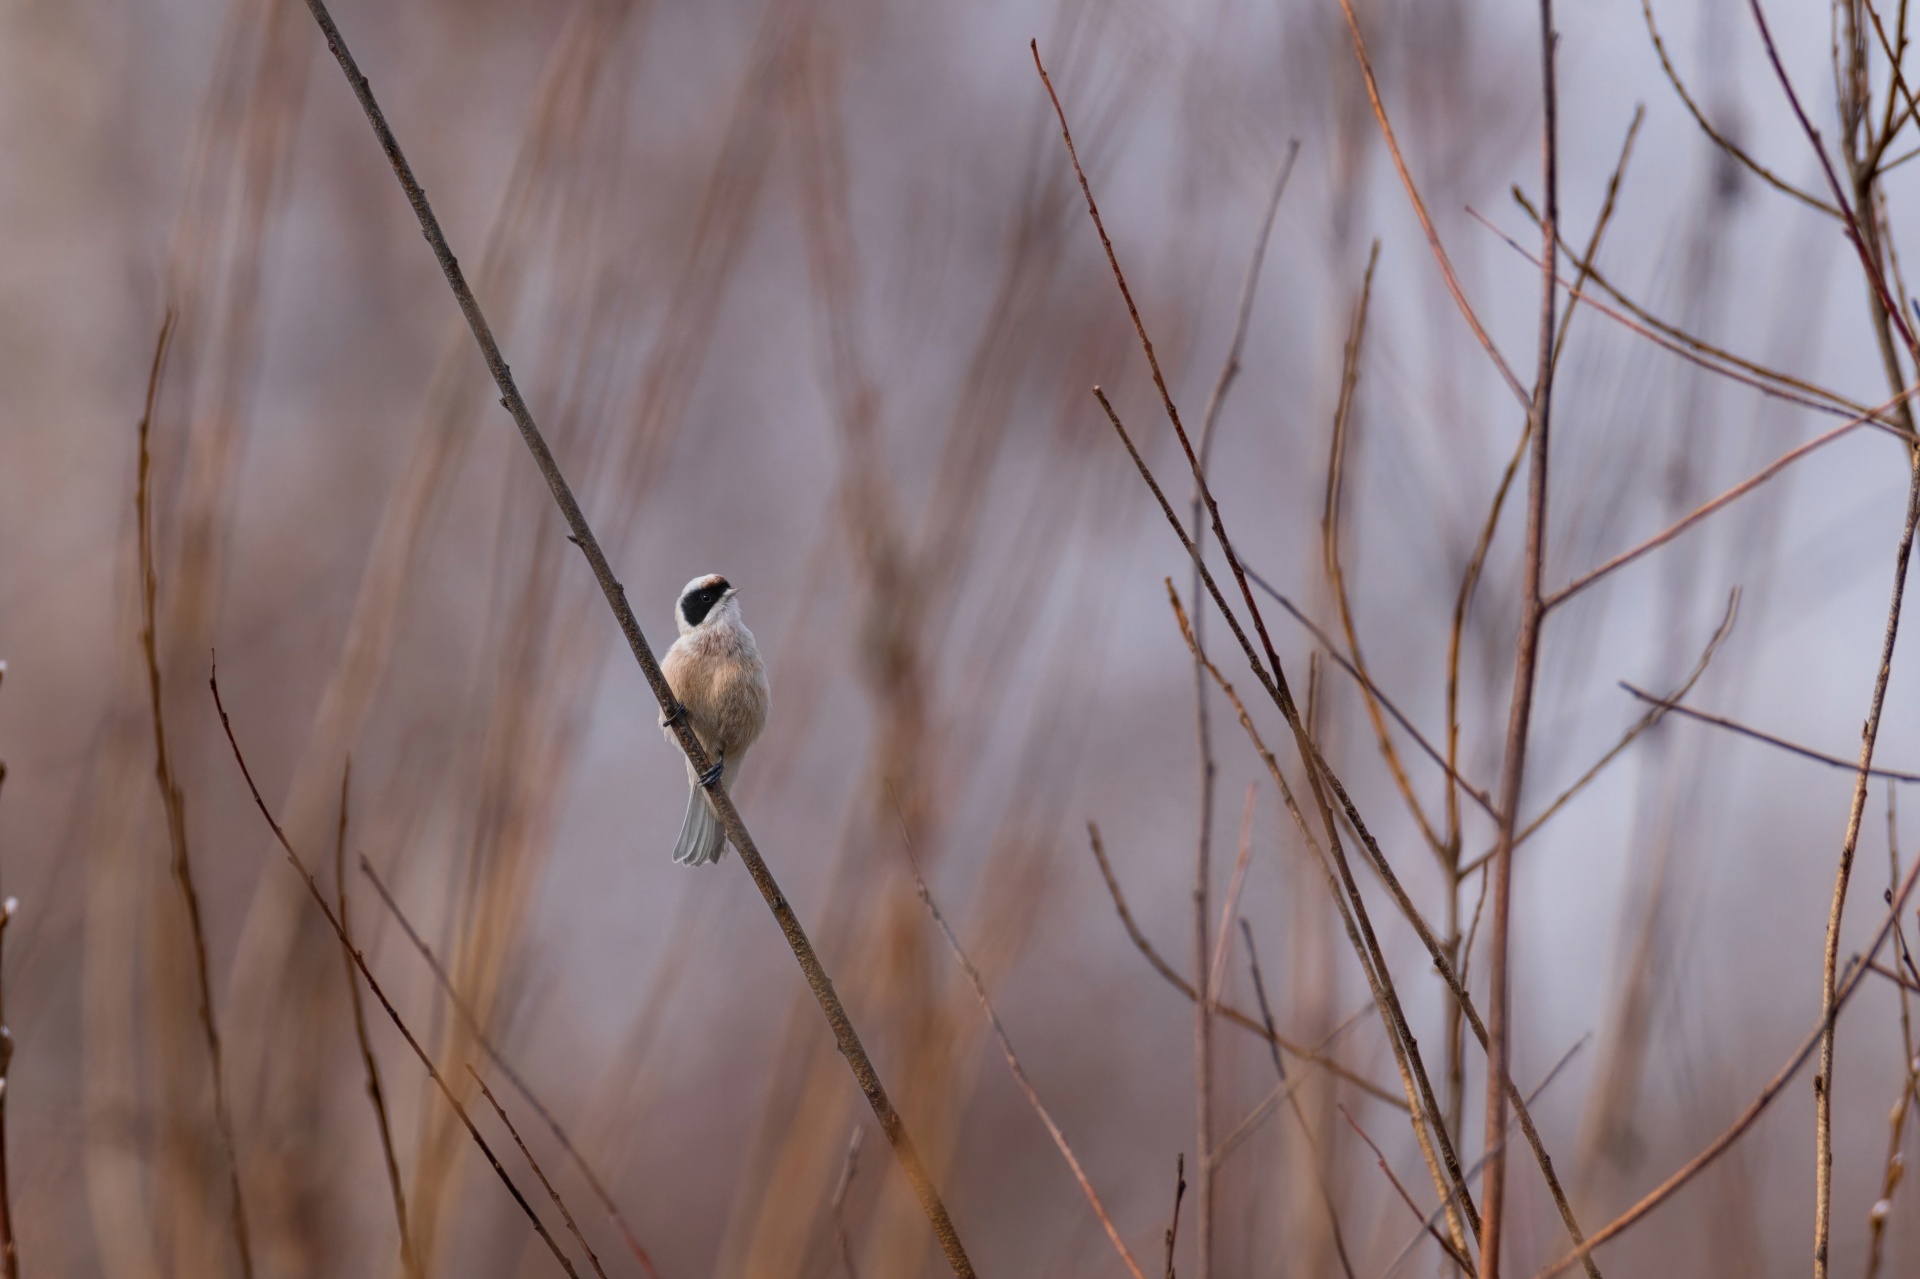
top-left (290, 5), bottom-right (973, 1271)
top-left (209, 670), bottom-right (584, 1279)
top-left (1207, 788), bottom-right (1256, 1005)
top-left (332, 766), bottom-right (418, 1279)
top-left (1191, 693), bottom-right (1215, 1279)
top-left (830, 1128), bottom-right (864, 1279)
top-left (0, 662), bottom-right (14, 1279)
top-left (135, 311), bottom-right (255, 1279)
top-left (1813, 446), bottom-right (1920, 1278)
top-left (1320, 243), bottom-right (1440, 854)
top-left (1482, 5), bottom-right (1561, 1274)
top-left (1164, 1154), bottom-right (1187, 1279)
top-left (1036, 39), bottom-right (1481, 1248)
top-left (0, 893), bottom-right (15, 1279)
top-left (1160, 581), bottom-right (1481, 1260)
top-left (1865, 786), bottom-right (1915, 1279)
top-left (1184, 139), bottom-right (1295, 1279)
top-left (1241, 921), bottom-right (1357, 1279)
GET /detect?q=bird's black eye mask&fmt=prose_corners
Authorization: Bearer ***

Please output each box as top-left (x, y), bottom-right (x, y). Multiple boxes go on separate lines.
top-left (680, 579), bottom-right (730, 627)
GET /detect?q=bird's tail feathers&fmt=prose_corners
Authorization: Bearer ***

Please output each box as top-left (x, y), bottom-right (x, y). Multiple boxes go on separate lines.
top-left (671, 784), bottom-right (729, 866)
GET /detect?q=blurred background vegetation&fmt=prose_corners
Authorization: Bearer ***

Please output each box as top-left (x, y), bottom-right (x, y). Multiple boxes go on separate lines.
top-left (5, 0), bottom-right (1920, 1275)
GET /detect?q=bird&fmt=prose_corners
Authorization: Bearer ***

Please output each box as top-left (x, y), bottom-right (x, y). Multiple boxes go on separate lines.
top-left (659, 573), bottom-right (770, 866)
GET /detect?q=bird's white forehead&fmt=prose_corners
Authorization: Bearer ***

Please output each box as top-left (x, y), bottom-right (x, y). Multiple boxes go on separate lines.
top-left (681, 573), bottom-right (728, 597)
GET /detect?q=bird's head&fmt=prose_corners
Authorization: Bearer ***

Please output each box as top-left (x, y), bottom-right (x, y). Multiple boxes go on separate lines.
top-left (676, 573), bottom-right (738, 634)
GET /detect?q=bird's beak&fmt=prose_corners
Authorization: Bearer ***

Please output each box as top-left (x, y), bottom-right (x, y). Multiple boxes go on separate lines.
top-left (725, 587), bottom-right (741, 599)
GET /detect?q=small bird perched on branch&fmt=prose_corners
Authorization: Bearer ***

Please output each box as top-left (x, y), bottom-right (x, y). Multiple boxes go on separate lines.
top-left (660, 573), bottom-right (769, 866)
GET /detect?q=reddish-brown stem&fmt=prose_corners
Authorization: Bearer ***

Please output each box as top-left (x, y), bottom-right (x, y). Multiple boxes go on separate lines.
top-left (1482, 7), bottom-right (1560, 1274)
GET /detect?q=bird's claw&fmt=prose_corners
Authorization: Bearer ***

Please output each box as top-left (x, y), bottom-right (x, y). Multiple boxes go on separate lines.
top-left (698, 755), bottom-right (725, 788)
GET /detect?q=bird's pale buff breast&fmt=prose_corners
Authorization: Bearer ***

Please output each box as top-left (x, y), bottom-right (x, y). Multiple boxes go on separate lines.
top-left (661, 621), bottom-right (769, 759)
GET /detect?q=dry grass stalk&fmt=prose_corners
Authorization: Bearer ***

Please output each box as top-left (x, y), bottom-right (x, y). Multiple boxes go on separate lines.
top-left (209, 671), bottom-right (585, 1279)
top-left (331, 767), bottom-right (418, 1279)
top-left (135, 312), bottom-right (255, 1279)
top-left (290, 3), bottom-right (977, 1271)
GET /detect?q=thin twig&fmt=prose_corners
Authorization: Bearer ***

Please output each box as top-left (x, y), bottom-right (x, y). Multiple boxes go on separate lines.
top-left (1330, 0), bottom-right (1529, 405)
top-left (1457, 595), bottom-right (1739, 880)
top-left (830, 1128), bottom-right (864, 1279)
top-left (210, 668), bottom-right (583, 1279)
top-left (1811, 447), bottom-right (1920, 1278)
top-left (1482, 205), bottom-right (1913, 437)
top-left (1239, 921), bottom-right (1356, 1279)
top-left (1639, 0), bottom-right (1841, 216)
top-left (1182, 140), bottom-right (1295, 1279)
top-left (902, 823), bottom-right (1146, 1279)
top-left (358, 857), bottom-right (662, 1278)
top-left (1320, 242), bottom-right (1448, 854)
top-left (135, 311), bottom-right (254, 1279)
top-left (1206, 788), bottom-right (1255, 1008)
top-left (1749, 0), bottom-right (1920, 361)
top-left (1384, 1036), bottom-right (1590, 1279)
top-left (1172, 576), bottom-right (1605, 1274)
top-left (1341, 1105), bottom-right (1475, 1274)
top-left (0, 894), bottom-right (16, 1279)
top-left (1865, 845), bottom-right (1917, 1279)
top-left (1546, 385), bottom-right (1920, 610)
top-left (1161, 582), bottom-right (1481, 1255)
top-left (1482, 4), bottom-right (1561, 1269)
top-left (468, 1068), bottom-right (610, 1279)
top-left (1532, 850), bottom-right (1920, 1277)
top-left (292, 4), bottom-right (972, 1270)
top-left (1163, 1154), bottom-right (1186, 1279)
top-left (1242, 568), bottom-right (1499, 817)
top-left (333, 766), bottom-right (418, 1279)
top-left (1499, 191), bottom-right (1910, 433)
top-left (1621, 683), bottom-right (1920, 784)
top-left (1084, 823), bottom-right (1408, 1108)
top-left (1039, 40), bottom-right (1478, 1250)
